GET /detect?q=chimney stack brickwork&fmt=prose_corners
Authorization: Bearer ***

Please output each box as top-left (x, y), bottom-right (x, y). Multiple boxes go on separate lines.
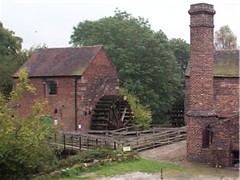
top-left (186, 3), bottom-right (217, 161)
top-left (188, 3), bottom-right (215, 112)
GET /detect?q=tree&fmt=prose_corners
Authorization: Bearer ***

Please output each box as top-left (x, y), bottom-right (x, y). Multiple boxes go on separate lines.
top-left (0, 22), bottom-right (22, 56)
top-left (0, 69), bottom-right (57, 179)
top-left (0, 22), bottom-right (32, 95)
top-left (169, 38), bottom-right (190, 78)
top-left (215, 25), bottom-right (238, 50)
top-left (70, 9), bottom-right (183, 117)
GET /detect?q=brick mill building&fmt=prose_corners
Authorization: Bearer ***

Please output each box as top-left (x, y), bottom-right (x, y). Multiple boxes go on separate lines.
top-left (13, 45), bottom-right (120, 131)
top-left (185, 3), bottom-right (239, 167)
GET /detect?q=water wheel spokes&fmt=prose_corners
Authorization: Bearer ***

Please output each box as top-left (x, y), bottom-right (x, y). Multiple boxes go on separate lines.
top-left (90, 95), bottom-right (134, 130)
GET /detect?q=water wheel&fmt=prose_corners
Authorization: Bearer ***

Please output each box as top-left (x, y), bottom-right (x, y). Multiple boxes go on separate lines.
top-left (90, 95), bottom-right (134, 130)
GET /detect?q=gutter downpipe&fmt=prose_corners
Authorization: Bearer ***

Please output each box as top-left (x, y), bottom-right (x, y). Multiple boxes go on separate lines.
top-left (75, 76), bottom-right (81, 131)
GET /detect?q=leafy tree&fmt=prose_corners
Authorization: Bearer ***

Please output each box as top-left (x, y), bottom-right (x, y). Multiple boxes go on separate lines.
top-left (169, 38), bottom-right (190, 78)
top-left (0, 22), bottom-right (20, 94)
top-left (0, 22), bottom-right (22, 56)
top-left (0, 22), bottom-right (32, 95)
top-left (215, 25), bottom-right (238, 50)
top-left (70, 9), bottom-right (183, 117)
top-left (0, 69), bottom-right (57, 179)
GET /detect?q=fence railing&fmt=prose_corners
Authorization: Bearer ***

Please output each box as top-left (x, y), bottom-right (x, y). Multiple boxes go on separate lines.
top-left (51, 126), bottom-right (186, 152)
top-left (121, 126), bottom-right (186, 151)
top-left (51, 132), bottom-right (119, 152)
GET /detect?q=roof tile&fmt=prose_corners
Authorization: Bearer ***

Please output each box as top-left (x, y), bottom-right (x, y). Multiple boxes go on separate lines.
top-left (15, 45), bottom-right (103, 77)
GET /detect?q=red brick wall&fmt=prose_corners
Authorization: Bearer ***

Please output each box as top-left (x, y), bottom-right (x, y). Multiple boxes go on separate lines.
top-left (213, 77), bottom-right (239, 117)
top-left (185, 77), bottom-right (239, 118)
top-left (211, 116), bottom-right (239, 151)
top-left (75, 48), bottom-right (119, 131)
top-left (185, 3), bottom-right (239, 167)
top-left (188, 4), bottom-right (215, 111)
top-left (186, 3), bottom-right (216, 162)
top-left (13, 77), bottom-right (76, 131)
top-left (12, 47), bottom-right (119, 132)
top-left (210, 116), bottom-right (239, 166)
top-left (186, 116), bottom-right (213, 161)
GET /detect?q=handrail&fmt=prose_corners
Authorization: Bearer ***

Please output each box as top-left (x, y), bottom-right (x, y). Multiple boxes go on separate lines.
top-left (51, 127), bottom-right (186, 152)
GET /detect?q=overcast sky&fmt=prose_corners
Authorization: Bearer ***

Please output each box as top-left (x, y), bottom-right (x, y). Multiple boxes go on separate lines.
top-left (1, 0), bottom-right (239, 49)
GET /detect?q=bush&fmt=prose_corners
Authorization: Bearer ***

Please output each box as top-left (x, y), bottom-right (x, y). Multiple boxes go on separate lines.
top-left (120, 88), bottom-right (152, 129)
top-left (0, 69), bottom-right (58, 179)
top-left (77, 145), bottom-right (113, 163)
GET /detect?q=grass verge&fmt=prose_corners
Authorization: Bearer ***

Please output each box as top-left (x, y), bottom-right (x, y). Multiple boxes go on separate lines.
top-left (63, 158), bottom-right (239, 180)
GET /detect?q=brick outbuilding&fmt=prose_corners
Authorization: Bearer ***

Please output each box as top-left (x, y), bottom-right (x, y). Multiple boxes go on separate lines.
top-left (185, 3), bottom-right (239, 167)
top-left (13, 45), bottom-right (120, 131)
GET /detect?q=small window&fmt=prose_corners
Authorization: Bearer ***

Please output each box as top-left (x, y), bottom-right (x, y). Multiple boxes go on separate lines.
top-left (46, 81), bottom-right (57, 95)
top-left (232, 150), bottom-right (239, 166)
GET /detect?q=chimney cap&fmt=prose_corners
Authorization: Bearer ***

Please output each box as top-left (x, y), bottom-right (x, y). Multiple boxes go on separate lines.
top-left (189, 3), bottom-right (215, 15)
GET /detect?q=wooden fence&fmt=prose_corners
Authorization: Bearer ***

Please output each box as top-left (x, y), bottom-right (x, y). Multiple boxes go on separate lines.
top-left (120, 126), bottom-right (186, 151)
top-left (51, 132), bottom-right (118, 152)
top-left (51, 126), bottom-right (186, 152)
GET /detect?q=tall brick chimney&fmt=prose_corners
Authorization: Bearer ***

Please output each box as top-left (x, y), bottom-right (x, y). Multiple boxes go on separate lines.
top-left (188, 3), bottom-right (215, 112)
top-left (186, 3), bottom-right (217, 162)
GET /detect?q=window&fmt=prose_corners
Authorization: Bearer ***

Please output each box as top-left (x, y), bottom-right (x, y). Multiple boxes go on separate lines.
top-left (232, 150), bottom-right (239, 165)
top-left (46, 81), bottom-right (57, 95)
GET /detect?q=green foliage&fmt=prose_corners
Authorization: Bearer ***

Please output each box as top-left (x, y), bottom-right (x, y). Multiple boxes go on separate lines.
top-left (0, 22), bottom-right (33, 95)
top-left (0, 69), bottom-right (57, 179)
top-left (120, 88), bottom-right (151, 129)
top-left (215, 25), bottom-right (238, 50)
top-left (70, 9), bottom-right (184, 118)
top-left (42, 145), bottom-right (113, 174)
top-left (169, 38), bottom-right (190, 78)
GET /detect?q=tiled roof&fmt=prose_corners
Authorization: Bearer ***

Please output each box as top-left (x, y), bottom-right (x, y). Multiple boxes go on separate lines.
top-left (213, 50), bottom-right (239, 77)
top-left (186, 49), bottom-right (239, 77)
top-left (14, 45), bottom-right (103, 77)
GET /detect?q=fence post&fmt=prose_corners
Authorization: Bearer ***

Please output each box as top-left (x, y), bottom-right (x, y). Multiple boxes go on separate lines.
top-left (114, 141), bottom-right (116, 150)
top-left (71, 136), bottom-right (73, 150)
top-left (87, 138), bottom-right (89, 150)
top-left (178, 129), bottom-right (180, 141)
top-left (137, 136), bottom-right (139, 151)
top-left (54, 133), bottom-right (57, 143)
top-left (79, 136), bottom-right (81, 150)
top-left (63, 134), bottom-right (66, 152)
top-left (96, 138), bottom-right (98, 147)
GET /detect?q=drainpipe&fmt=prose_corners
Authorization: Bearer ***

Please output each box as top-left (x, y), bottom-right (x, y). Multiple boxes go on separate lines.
top-left (75, 76), bottom-right (81, 131)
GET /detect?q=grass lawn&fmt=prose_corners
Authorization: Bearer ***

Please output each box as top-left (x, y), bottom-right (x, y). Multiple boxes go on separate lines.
top-left (62, 158), bottom-right (239, 180)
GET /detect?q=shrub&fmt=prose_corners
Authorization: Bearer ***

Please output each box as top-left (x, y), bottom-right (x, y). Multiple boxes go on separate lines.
top-left (0, 69), bottom-right (57, 179)
top-left (120, 88), bottom-right (152, 129)
top-left (77, 145), bottom-right (113, 162)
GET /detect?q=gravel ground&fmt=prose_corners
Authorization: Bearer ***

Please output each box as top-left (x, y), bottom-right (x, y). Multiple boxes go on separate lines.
top-left (138, 140), bottom-right (189, 165)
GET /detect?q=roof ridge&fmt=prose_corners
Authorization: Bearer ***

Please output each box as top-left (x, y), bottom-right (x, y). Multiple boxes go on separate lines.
top-left (37, 44), bottom-right (103, 50)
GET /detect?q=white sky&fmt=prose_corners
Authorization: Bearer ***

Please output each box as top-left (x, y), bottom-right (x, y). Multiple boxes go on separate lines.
top-left (0, 0), bottom-right (239, 50)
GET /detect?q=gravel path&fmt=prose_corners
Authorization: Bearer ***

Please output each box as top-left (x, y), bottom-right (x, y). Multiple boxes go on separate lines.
top-left (138, 140), bottom-right (189, 165)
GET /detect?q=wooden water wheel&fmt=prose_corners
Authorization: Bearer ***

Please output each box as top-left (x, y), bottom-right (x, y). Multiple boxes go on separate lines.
top-left (90, 95), bottom-right (134, 130)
